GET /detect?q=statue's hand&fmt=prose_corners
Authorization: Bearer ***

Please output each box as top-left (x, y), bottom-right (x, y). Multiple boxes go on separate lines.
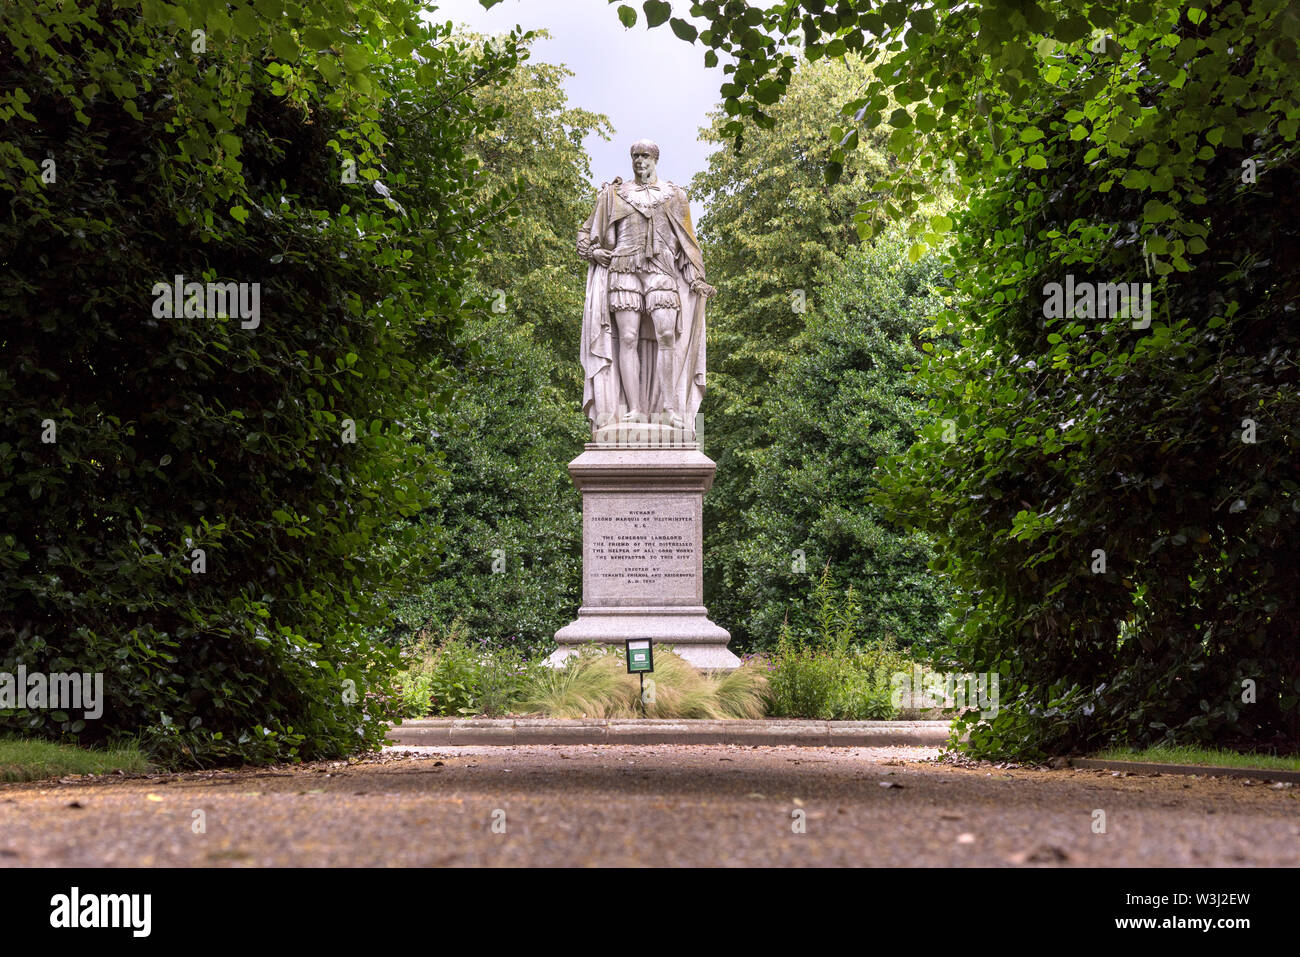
top-left (691, 278), bottom-right (717, 299)
top-left (591, 248), bottom-right (612, 267)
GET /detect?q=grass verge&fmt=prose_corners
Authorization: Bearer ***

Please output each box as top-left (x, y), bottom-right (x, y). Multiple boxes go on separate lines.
top-left (0, 736), bottom-right (151, 782)
top-left (1092, 745), bottom-right (1300, 772)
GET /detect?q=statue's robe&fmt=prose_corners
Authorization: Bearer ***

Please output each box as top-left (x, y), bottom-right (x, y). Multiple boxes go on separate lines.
top-left (577, 179), bottom-right (708, 431)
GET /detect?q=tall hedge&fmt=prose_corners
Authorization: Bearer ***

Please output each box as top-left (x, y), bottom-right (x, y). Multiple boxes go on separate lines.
top-left (0, 1), bottom-right (521, 764)
top-left (875, 5), bottom-right (1300, 757)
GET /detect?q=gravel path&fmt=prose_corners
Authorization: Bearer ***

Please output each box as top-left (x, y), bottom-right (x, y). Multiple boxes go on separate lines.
top-left (2, 745), bottom-right (1296, 867)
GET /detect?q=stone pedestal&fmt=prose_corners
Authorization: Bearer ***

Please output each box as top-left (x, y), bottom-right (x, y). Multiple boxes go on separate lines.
top-left (549, 442), bottom-right (739, 671)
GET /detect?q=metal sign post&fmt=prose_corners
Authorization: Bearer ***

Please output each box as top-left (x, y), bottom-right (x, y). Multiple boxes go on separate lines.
top-left (625, 639), bottom-right (654, 714)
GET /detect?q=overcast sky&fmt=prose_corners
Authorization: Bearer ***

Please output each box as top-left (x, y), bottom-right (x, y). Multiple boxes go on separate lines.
top-left (427, 0), bottom-right (725, 220)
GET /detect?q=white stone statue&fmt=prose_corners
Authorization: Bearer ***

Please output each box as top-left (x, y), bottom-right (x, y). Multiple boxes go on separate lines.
top-left (576, 139), bottom-right (716, 436)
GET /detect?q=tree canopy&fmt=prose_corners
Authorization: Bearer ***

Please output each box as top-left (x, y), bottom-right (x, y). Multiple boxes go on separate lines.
top-left (719, 234), bottom-right (954, 653)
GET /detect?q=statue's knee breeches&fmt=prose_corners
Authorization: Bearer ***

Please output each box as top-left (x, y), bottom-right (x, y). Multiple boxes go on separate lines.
top-left (609, 271), bottom-right (642, 312)
top-left (643, 273), bottom-right (680, 312)
top-left (610, 294), bottom-right (642, 313)
top-left (608, 271), bottom-right (679, 313)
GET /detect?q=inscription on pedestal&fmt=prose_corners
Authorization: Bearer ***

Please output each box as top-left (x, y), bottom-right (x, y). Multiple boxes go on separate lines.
top-left (584, 494), bottom-right (701, 606)
top-left (552, 447), bottom-right (737, 670)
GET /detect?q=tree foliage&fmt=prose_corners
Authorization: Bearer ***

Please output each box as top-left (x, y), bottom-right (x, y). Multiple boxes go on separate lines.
top-left (379, 33), bottom-right (610, 656)
top-left (467, 39), bottom-right (614, 368)
top-left (384, 317), bottom-right (587, 659)
top-left (0, 1), bottom-right (523, 764)
top-left (692, 52), bottom-right (899, 387)
top-left (719, 234), bottom-right (954, 653)
top-left (625, 0), bottom-right (1299, 754)
top-left (630, 0), bottom-right (1298, 255)
top-left (877, 18), bottom-right (1300, 757)
top-left (690, 53), bottom-right (947, 650)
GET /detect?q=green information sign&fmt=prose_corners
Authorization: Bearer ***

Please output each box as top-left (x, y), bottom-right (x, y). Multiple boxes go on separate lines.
top-left (625, 639), bottom-right (654, 675)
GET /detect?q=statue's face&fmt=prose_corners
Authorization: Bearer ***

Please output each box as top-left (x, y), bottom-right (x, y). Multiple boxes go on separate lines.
top-left (631, 147), bottom-right (657, 184)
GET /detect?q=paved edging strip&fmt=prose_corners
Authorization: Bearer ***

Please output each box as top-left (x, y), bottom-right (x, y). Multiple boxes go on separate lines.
top-left (1069, 758), bottom-right (1300, 784)
top-left (387, 718), bottom-right (953, 748)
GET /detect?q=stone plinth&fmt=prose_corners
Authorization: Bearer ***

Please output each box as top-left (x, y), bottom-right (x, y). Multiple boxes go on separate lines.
top-left (549, 443), bottom-right (739, 670)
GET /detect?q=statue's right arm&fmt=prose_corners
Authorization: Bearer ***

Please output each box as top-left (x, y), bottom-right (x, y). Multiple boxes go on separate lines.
top-left (578, 225), bottom-right (610, 265)
top-left (579, 198), bottom-right (617, 265)
top-left (576, 194), bottom-right (604, 260)
top-left (578, 182), bottom-right (624, 263)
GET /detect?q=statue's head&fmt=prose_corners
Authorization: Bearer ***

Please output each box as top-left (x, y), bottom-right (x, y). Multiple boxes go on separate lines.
top-left (630, 139), bottom-right (659, 184)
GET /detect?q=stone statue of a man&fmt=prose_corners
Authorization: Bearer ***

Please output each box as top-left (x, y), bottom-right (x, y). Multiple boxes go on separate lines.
top-left (576, 139), bottom-right (716, 436)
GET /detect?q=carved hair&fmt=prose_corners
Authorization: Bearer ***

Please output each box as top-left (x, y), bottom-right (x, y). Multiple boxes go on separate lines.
top-left (629, 139), bottom-right (660, 160)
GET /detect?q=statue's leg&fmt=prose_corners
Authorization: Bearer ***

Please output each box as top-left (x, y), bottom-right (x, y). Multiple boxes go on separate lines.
top-left (646, 275), bottom-right (682, 427)
top-left (650, 308), bottom-right (677, 422)
top-left (613, 309), bottom-right (644, 419)
top-left (609, 273), bottom-right (644, 419)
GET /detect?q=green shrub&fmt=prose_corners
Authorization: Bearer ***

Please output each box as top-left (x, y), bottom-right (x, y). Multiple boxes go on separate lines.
top-left (762, 636), bottom-right (902, 721)
top-left (395, 671), bottom-right (437, 720)
top-left (762, 568), bottom-right (916, 720)
top-left (396, 621), bottom-right (538, 717)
